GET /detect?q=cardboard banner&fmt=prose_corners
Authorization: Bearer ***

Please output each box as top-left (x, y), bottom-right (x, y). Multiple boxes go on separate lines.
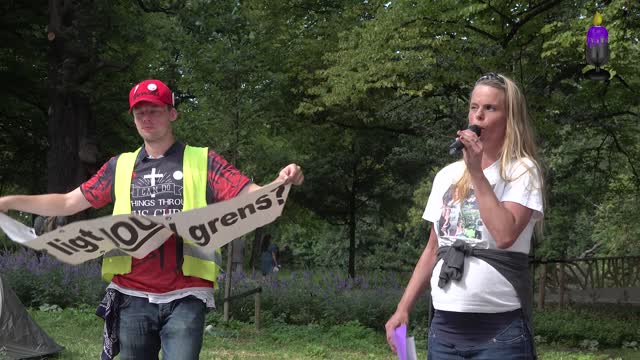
top-left (0, 182), bottom-right (290, 265)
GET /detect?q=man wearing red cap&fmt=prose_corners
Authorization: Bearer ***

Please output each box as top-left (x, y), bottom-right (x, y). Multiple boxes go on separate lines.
top-left (0, 79), bottom-right (304, 359)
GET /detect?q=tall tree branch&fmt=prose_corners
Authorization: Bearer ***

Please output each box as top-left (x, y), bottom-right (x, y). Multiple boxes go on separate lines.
top-left (478, 0), bottom-right (511, 22)
top-left (321, 119), bottom-right (424, 136)
top-left (602, 126), bottom-right (640, 188)
top-left (503, 0), bottom-right (566, 47)
top-left (135, 0), bottom-right (185, 14)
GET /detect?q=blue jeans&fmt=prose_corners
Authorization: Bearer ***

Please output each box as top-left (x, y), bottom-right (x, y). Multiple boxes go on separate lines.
top-left (118, 294), bottom-right (206, 360)
top-left (428, 316), bottom-right (534, 360)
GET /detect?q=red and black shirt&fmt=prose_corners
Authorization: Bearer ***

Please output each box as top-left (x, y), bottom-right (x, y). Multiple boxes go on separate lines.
top-left (80, 142), bottom-right (250, 293)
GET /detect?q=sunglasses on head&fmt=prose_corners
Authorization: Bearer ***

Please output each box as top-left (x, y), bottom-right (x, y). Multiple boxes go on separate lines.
top-left (477, 72), bottom-right (505, 84)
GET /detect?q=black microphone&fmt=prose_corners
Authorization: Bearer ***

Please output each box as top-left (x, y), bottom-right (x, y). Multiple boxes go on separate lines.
top-left (448, 125), bottom-right (482, 155)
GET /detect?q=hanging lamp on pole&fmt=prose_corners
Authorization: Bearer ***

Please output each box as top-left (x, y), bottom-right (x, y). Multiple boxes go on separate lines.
top-left (585, 12), bottom-right (610, 80)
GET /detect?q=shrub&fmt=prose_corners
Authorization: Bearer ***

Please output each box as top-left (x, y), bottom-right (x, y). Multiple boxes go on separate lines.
top-left (216, 269), bottom-right (430, 335)
top-left (4, 251), bottom-right (637, 350)
top-left (534, 305), bottom-right (640, 348)
top-left (0, 248), bottom-right (104, 307)
top-left (219, 271), bottom-right (640, 348)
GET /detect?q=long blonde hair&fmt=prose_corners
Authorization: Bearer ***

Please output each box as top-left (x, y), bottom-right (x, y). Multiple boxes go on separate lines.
top-left (455, 73), bottom-right (544, 214)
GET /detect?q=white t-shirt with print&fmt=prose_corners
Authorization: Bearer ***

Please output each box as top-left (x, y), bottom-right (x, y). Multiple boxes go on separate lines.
top-left (422, 158), bottom-right (543, 313)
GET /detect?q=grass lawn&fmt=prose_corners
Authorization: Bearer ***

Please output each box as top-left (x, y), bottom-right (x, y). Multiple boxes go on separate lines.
top-left (28, 307), bottom-right (638, 359)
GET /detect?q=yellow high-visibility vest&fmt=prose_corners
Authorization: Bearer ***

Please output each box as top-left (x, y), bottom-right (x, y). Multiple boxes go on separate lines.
top-left (101, 145), bottom-right (222, 285)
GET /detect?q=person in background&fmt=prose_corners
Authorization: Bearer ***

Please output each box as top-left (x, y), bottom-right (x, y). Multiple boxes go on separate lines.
top-left (260, 234), bottom-right (279, 277)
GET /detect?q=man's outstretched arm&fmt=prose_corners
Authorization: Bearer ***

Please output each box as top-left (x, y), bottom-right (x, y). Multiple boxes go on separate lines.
top-left (0, 187), bottom-right (92, 216)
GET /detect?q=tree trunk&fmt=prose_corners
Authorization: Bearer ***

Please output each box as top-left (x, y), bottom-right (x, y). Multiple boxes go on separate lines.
top-left (348, 200), bottom-right (356, 278)
top-left (348, 158), bottom-right (357, 278)
top-left (223, 240), bottom-right (233, 322)
top-left (46, 93), bottom-right (93, 193)
top-left (558, 263), bottom-right (565, 308)
top-left (47, 0), bottom-right (97, 195)
top-left (250, 226), bottom-right (264, 272)
top-left (538, 263), bottom-right (546, 310)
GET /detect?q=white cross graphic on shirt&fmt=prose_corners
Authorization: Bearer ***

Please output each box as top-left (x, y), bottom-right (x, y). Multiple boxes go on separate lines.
top-left (144, 168), bottom-right (163, 198)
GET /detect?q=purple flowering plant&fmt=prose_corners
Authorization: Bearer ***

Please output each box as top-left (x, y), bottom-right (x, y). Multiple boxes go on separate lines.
top-left (0, 248), bottom-right (104, 307)
top-left (215, 269), bottom-right (430, 331)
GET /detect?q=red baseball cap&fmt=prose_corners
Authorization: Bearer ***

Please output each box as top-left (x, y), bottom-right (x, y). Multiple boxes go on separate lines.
top-left (128, 79), bottom-right (175, 112)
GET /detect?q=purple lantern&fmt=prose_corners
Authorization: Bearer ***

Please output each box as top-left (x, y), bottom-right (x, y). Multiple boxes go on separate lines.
top-left (585, 12), bottom-right (609, 80)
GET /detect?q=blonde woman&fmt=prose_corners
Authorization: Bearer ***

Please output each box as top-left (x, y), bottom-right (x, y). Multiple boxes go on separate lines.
top-left (386, 73), bottom-right (543, 359)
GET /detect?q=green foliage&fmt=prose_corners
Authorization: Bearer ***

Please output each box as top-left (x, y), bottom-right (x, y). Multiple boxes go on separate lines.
top-left (534, 305), bottom-right (640, 348)
top-left (3, 0), bottom-right (640, 278)
top-left (6, 252), bottom-right (639, 352)
top-left (273, 212), bottom-right (348, 269)
top-left (29, 305), bottom-right (103, 359)
top-left (0, 249), bottom-right (104, 308)
top-left (0, 210), bottom-right (31, 252)
top-left (217, 271), bottom-right (640, 349)
top-left (218, 270), bottom-right (429, 334)
top-left (0, 1), bottom-right (48, 194)
top-left (32, 306), bottom-right (402, 359)
top-left (27, 306), bottom-right (640, 359)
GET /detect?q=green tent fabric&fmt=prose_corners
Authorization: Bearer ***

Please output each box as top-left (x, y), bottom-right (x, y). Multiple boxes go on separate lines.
top-left (0, 275), bottom-right (63, 359)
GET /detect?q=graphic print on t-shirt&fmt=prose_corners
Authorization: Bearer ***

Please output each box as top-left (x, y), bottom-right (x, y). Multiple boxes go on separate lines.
top-left (436, 184), bottom-right (493, 248)
top-left (131, 161), bottom-right (184, 217)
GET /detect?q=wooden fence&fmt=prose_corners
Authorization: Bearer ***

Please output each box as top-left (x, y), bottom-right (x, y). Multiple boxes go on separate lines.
top-left (530, 256), bottom-right (640, 308)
